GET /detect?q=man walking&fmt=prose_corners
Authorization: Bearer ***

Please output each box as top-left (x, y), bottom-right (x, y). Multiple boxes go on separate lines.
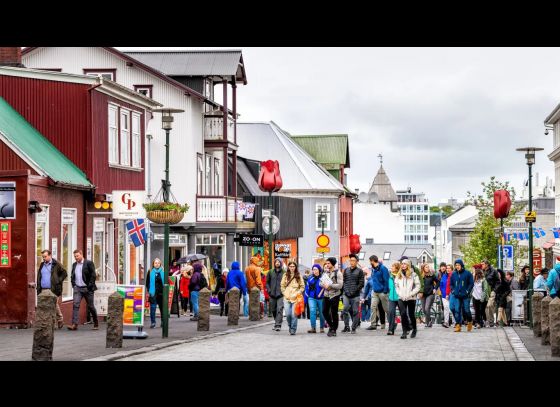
top-left (342, 253), bottom-right (365, 334)
top-left (68, 250), bottom-right (98, 330)
top-left (267, 258), bottom-right (285, 331)
top-left (450, 259), bottom-right (474, 332)
top-left (481, 259), bottom-right (499, 327)
top-left (365, 255), bottom-right (389, 330)
top-left (36, 249), bottom-right (67, 329)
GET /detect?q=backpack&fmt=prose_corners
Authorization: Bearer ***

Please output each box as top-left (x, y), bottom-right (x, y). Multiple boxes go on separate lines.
top-left (199, 272), bottom-right (208, 289)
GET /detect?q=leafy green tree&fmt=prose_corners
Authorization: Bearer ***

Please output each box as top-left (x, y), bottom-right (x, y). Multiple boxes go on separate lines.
top-left (460, 176), bottom-right (527, 271)
top-left (430, 205), bottom-right (455, 216)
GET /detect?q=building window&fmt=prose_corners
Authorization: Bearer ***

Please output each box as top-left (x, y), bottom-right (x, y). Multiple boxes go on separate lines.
top-left (316, 203), bottom-right (331, 231)
top-left (84, 69), bottom-right (116, 81)
top-left (133, 85), bottom-right (153, 98)
top-left (214, 158), bottom-right (221, 196)
top-left (61, 208), bottom-right (77, 300)
top-left (197, 154), bottom-right (203, 195)
top-left (131, 112), bottom-right (141, 168)
top-left (383, 251), bottom-right (391, 260)
top-left (35, 205), bottom-right (49, 271)
top-left (205, 154), bottom-right (212, 195)
top-left (108, 105), bottom-right (118, 164)
top-left (120, 109), bottom-right (130, 166)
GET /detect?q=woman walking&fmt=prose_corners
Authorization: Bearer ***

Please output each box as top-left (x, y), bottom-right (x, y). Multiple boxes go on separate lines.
top-left (305, 264), bottom-right (326, 333)
top-left (145, 258), bottom-right (165, 329)
top-left (281, 261), bottom-right (305, 335)
top-left (387, 262), bottom-right (401, 335)
top-left (213, 268), bottom-right (229, 316)
top-left (472, 268), bottom-right (490, 328)
top-left (395, 259), bottom-right (421, 339)
top-left (179, 265), bottom-right (192, 316)
top-left (321, 257), bottom-right (344, 337)
top-left (420, 263), bottom-right (439, 327)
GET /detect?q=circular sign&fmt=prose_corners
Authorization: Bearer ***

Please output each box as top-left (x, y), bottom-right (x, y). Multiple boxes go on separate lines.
top-left (262, 215), bottom-right (280, 235)
top-left (317, 234), bottom-right (330, 247)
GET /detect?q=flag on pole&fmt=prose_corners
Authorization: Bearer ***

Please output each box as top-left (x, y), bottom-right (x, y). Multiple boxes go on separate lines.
top-left (236, 201), bottom-right (247, 217)
top-left (125, 218), bottom-right (147, 247)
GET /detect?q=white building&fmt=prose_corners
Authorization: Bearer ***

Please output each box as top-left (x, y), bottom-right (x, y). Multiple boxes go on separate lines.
top-left (353, 164), bottom-right (405, 244)
top-left (396, 187), bottom-right (429, 245)
top-left (439, 205), bottom-right (479, 264)
top-left (545, 102), bottom-right (560, 259)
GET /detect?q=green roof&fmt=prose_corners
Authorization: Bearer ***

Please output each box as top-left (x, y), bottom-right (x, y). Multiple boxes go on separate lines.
top-left (291, 134), bottom-right (350, 168)
top-left (0, 97), bottom-right (93, 189)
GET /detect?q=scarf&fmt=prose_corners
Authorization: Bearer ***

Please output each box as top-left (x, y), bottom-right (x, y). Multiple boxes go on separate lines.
top-left (149, 267), bottom-right (164, 296)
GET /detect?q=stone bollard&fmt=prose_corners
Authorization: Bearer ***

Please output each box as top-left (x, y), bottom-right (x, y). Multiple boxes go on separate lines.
top-left (532, 292), bottom-right (544, 337)
top-left (550, 298), bottom-right (560, 357)
top-left (197, 288), bottom-right (211, 331)
top-left (249, 287), bottom-right (260, 321)
top-left (541, 296), bottom-right (552, 346)
top-left (106, 292), bottom-right (124, 348)
top-left (32, 290), bottom-right (57, 361)
top-left (227, 288), bottom-right (240, 326)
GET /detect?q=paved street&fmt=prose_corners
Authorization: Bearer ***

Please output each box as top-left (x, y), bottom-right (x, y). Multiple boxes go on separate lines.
top-left (122, 323), bottom-right (522, 361)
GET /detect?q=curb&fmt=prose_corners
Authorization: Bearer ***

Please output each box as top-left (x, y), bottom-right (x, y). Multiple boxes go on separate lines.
top-left (503, 327), bottom-right (535, 361)
top-left (86, 320), bottom-right (274, 361)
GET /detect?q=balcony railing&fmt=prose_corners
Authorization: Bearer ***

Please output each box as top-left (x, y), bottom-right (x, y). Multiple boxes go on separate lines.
top-left (196, 195), bottom-right (244, 222)
top-left (204, 115), bottom-right (235, 143)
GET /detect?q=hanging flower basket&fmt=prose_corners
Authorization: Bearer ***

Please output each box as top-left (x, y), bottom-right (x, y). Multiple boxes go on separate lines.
top-left (143, 202), bottom-right (189, 225)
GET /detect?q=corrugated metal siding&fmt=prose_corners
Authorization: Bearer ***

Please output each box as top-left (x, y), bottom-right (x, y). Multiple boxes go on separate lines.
top-left (0, 75), bottom-right (89, 173)
top-left (247, 195), bottom-right (303, 239)
top-left (90, 91), bottom-right (145, 193)
top-left (125, 51), bottom-right (242, 76)
top-left (0, 140), bottom-right (38, 173)
top-left (171, 76), bottom-right (204, 94)
top-left (23, 47), bottom-right (205, 224)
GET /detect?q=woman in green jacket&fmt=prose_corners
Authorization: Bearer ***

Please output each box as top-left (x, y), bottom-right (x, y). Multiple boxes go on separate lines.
top-left (387, 262), bottom-right (401, 335)
top-left (472, 268), bottom-right (491, 329)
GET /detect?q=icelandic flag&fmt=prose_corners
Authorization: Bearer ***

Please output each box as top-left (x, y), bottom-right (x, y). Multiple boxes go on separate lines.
top-left (553, 228), bottom-right (560, 239)
top-left (126, 218), bottom-right (147, 247)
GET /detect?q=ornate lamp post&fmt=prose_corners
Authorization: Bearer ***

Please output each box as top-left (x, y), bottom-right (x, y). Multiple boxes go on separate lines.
top-left (151, 107), bottom-right (184, 338)
top-left (516, 146), bottom-right (544, 327)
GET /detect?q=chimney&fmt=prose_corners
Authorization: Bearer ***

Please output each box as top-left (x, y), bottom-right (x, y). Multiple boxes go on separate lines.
top-left (0, 47), bottom-right (24, 67)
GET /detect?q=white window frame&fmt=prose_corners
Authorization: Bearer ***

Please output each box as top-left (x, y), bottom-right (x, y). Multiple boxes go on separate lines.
top-left (120, 109), bottom-right (131, 166)
top-left (135, 86), bottom-right (152, 98)
top-left (108, 104), bottom-right (118, 165)
top-left (197, 154), bottom-right (204, 195)
top-left (86, 71), bottom-right (114, 81)
top-left (131, 112), bottom-right (141, 168)
top-left (214, 157), bottom-right (221, 196)
top-left (205, 153), bottom-right (212, 195)
top-left (61, 208), bottom-right (77, 301)
top-left (383, 251), bottom-right (391, 260)
top-left (35, 205), bottom-right (50, 305)
top-left (315, 203), bottom-right (331, 231)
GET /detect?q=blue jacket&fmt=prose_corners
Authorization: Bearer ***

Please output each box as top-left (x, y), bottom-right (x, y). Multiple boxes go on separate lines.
top-left (546, 263), bottom-right (560, 297)
top-left (440, 272), bottom-right (450, 299)
top-left (226, 262), bottom-right (247, 296)
top-left (304, 275), bottom-right (324, 302)
top-left (362, 276), bottom-right (374, 300)
top-left (370, 263), bottom-right (390, 294)
top-left (450, 259), bottom-right (474, 299)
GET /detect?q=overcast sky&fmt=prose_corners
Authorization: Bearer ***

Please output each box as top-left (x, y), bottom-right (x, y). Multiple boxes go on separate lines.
top-left (120, 47), bottom-right (559, 204)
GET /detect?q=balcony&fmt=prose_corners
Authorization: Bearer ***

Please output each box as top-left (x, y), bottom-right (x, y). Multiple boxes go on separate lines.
top-left (196, 196), bottom-right (244, 222)
top-left (204, 113), bottom-right (235, 144)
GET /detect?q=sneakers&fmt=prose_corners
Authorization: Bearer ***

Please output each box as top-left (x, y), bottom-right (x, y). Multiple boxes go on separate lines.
top-left (454, 323), bottom-right (461, 332)
top-left (410, 330), bottom-right (417, 338)
top-left (319, 328), bottom-right (325, 333)
top-left (366, 326), bottom-right (376, 331)
top-left (92, 323), bottom-right (99, 330)
top-left (150, 323), bottom-right (156, 328)
top-left (83, 320), bottom-right (93, 325)
top-left (342, 326), bottom-right (351, 333)
top-left (467, 322), bottom-right (473, 332)
top-left (307, 328), bottom-right (317, 333)
top-left (400, 332), bottom-right (407, 339)
top-left (289, 329), bottom-right (296, 335)
top-left (442, 323), bottom-right (449, 328)
top-left (190, 316), bottom-right (199, 321)
top-left (327, 330), bottom-right (335, 337)
top-left (57, 320), bottom-right (64, 329)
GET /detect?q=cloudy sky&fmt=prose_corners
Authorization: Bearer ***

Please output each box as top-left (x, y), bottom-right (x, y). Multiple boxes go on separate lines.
top-left (121, 47), bottom-right (558, 204)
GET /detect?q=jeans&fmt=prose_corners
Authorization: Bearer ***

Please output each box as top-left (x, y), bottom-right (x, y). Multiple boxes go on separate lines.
top-left (370, 292), bottom-right (388, 327)
top-left (308, 297), bottom-right (325, 329)
top-left (72, 286), bottom-right (98, 325)
top-left (270, 296), bottom-right (284, 328)
top-left (323, 295), bottom-right (340, 332)
top-left (421, 294), bottom-right (435, 324)
top-left (451, 296), bottom-right (472, 324)
top-left (149, 293), bottom-right (164, 325)
top-left (191, 290), bottom-right (200, 317)
top-left (343, 295), bottom-right (360, 330)
top-left (398, 299), bottom-right (416, 333)
top-left (473, 298), bottom-right (487, 326)
top-left (243, 293), bottom-right (249, 316)
top-left (284, 300), bottom-right (298, 332)
top-left (360, 299), bottom-right (371, 321)
top-left (388, 300), bottom-right (398, 332)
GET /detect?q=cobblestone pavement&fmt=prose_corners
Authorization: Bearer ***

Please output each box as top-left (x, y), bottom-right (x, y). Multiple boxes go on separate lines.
top-left (122, 323), bottom-right (522, 361)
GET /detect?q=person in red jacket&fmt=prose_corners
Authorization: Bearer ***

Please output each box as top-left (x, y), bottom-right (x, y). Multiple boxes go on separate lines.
top-left (179, 265), bottom-right (192, 316)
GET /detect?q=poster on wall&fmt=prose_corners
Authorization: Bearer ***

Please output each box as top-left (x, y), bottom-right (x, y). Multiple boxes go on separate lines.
top-left (0, 221), bottom-right (11, 267)
top-left (0, 182), bottom-right (16, 220)
top-left (94, 282), bottom-right (117, 316)
top-left (511, 290), bottom-right (527, 320)
top-left (51, 238), bottom-right (58, 261)
top-left (116, 285), bottom-right (145, 326)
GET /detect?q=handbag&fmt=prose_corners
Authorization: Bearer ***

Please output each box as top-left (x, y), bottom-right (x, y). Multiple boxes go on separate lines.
top-left (294, 293), bottom-right (305, 316)
top-left (210, 296), bottom-right (220, 305)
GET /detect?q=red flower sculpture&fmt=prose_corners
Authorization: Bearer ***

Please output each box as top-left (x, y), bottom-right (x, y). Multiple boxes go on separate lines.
top-left (349, 234), bottom-right (362, 255)
top-left (493, 190), bottom-right (511, 219)
top-left (258, 160), bottom-right (283, 193)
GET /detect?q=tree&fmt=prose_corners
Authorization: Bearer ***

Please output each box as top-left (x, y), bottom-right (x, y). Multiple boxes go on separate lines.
top-left (430, 205), bottom-right (455, 216)
top-left (460, 176), bottom-right (527, 271)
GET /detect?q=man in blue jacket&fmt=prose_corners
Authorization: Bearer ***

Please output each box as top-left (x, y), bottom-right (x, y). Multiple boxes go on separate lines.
top-left (226, 261), bottom-right (248, 315)
top-left (365, 255), bottom-right (390, 330)
top-left (450, 259), bottom-right (474, 332)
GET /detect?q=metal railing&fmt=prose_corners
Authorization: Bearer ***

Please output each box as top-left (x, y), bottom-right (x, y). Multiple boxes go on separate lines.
top-left (204, 115), bottom-right (235, 143)
top-left (196, 195), bottom-right (243, 222)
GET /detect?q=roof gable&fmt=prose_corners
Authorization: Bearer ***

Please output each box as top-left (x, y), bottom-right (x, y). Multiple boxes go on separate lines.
top-left (290, 134), bottom-right (349, 168)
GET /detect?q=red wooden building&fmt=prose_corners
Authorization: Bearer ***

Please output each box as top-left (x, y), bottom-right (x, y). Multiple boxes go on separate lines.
top-left (0, 51), bottom-right (160, 327)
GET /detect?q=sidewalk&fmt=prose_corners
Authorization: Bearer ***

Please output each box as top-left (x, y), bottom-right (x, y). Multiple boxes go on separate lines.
top-left (513, 325), bottom-right (560, 361)
top-left (0, 312), bottom-right (271, 361)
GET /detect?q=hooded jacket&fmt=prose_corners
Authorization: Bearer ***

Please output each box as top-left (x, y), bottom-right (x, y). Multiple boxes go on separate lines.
top-left (304, 273), bottom-right (325, 302)
top-left (226, 262), bottom-right (247, 295)
top-left (546, 263), bottom-right (560, 297)
top-left (450, 259), bottom-right (474, 299)
top-left (395, 270), bottom-right (421, 301)
top-left (245, 257), bottom-right (263, 291)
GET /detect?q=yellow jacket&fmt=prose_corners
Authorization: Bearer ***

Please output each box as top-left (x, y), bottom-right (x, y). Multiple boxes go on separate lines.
top-left (281, 273), bottom-right (305, 303)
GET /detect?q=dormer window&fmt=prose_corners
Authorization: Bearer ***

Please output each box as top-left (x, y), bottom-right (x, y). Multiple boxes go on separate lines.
top-left (134, 85), bottom-right (153, 99)
top-left (84, 69), bottom-right (116, 81)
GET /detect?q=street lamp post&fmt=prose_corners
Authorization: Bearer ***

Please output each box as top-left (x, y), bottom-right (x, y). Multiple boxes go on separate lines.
top-left (153, 108), bottom-right (184, 338)
top-left (516, 147), bottom-right (544, 328)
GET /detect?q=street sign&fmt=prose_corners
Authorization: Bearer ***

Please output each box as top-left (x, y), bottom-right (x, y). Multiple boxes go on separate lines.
top-left (525, 211), bottom-right (536, 223)
top-left (235, 234), bottom-right (264, 247)
top-left (317, 234), bottom-right (330, 247)
top-left (262, 215), bottom-right (280, 235)
top-left (262, 209), bottom-right (272, 218)
top-left (498, 244), bottom-right (514, 272)
top-left (317, 247), bottom-right (331, 253)
top-left (112, 190), bottom-right (146, 219)
top-left (533, 248), bottom-right (542, 276)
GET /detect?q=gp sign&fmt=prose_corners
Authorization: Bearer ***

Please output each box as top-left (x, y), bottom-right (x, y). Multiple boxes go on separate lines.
top-left (112, 191), bottom-right (146, 219)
